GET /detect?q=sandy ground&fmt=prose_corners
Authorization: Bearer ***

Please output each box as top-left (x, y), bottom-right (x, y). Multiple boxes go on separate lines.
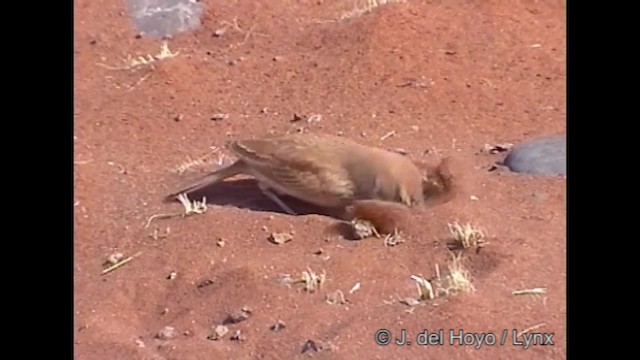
top-left (74, 0), bottom-right (566, 359)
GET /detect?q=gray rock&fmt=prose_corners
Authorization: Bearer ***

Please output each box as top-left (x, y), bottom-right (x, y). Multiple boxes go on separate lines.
top-left (126, 0), bottom-right (204, 38)
top-left (503, 134), bottom-right (566, 175)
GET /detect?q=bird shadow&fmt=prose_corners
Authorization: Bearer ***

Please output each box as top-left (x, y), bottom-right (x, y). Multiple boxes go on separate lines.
top-left (164, 178), bottom-right (346, 219)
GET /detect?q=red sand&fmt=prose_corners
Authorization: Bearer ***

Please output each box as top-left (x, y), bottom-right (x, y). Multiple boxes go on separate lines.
top-left (74, 1), bottom-right (566, 359)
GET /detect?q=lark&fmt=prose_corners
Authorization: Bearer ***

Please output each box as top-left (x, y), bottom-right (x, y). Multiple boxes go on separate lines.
top-left (165, 133), bottom-right (453, 216)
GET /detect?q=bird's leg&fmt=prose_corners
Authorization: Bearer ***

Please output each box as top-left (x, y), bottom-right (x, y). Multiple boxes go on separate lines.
top-left (257, 182), bottom-right (298, 216)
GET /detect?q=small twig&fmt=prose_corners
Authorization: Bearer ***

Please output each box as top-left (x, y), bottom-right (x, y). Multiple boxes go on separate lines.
top-left (149, 227), bottom-right (171, 241)
top-left (144, 195), bottom-right (207, 228)
top-left (220, 18), bottom-right (243, 32)
top-left (101, 252), bottom-right (142, 275)
top-left (107, 161), bottom-right (127, 174)
top-left (349, 282), bottom-right (361, 294)
top-left (239, 24), bottom-right (257, 45)
top-left (220, 18), bottom-right (267, 46)
top-left (144, 213), bottom-right (182, 229)
top-left (480, 78), bottom-right (493, 88)
top-left (517, 323), bottom-right (547, 338)
top-left (127, 71), bottom-right (153, 92)
top-left (380, 131), bottom-right (396, 141)
top-left (512, 288), bottom-right (547, 296)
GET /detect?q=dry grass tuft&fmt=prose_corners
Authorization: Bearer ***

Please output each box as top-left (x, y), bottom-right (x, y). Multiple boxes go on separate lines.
top-left (325, 290), bottom-right (347, 305)
top-left (383, 229), bottom-right (406, 247)
top-left (144, 194), bottom-right (207, 228)
top-left (299, 268), bottom-right (326, 293)
top-left (349, 219), bottom-right (406, 246)
top-left (410, 274), bottom-right (435, 300)
top-left (98, 41), bottom-right (179, 71)
top-left (350, 218), bottom-right (380, 239)
top-left (340, 0), bottom-right (407, 20)
top-left (177, 193), bottom-right (208, 215)
top-left (447, 222), bottom-right (487, 251)
top-left (436, 252), bottom-right (475, 296)
top-left (410, 252), bottom-right (474, 302)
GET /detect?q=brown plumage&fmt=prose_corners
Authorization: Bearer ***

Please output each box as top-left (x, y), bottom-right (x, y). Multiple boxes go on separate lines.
top-left (165, 132), bottom-right (454, 217)
top-left (343, 199), bottom-right (412, 238)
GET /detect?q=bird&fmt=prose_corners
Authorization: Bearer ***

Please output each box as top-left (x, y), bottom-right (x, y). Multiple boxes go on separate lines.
top-left (165, 132), bottom-right (454, 217)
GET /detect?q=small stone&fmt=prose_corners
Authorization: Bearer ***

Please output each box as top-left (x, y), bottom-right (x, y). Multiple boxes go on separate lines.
top-left (270, 320), bottom-right (286, 332)
top-left (156, 326), bottom-right (176, 340)
top-left (399, 297), bottom-right (420, 307)
top-left (106, 252), bottom-right (124, 265)
top-left (197, 279), bottom-right (214, 289)
top-left (207, 325), bottom-right (229, 341)
top-left (213, 27), bottom-right (227, 37)
top-left (301, 340), bottom-right (319, 354)
top-left (291, 113), bottom-right (304, 123)
top-left (391, 148), bottom-right (409, 155)
top-left (481, 143), bottom-right (514, 154)
top-left (307, 114), bottom-right (322, 123)
top-left (211, 113), bottom-right (229, 121)
top-left (269, 232), bottom-right (293, 245)
top-left (224, 307), bottom-right (252, 324)
top-left (230, 330), bottom-right (246, 341)
top-left (167, 271), bottom-right (178, 280)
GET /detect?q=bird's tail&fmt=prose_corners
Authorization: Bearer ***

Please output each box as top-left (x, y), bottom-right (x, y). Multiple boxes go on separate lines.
top-left (163, 160), bottom-right (246, 202)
